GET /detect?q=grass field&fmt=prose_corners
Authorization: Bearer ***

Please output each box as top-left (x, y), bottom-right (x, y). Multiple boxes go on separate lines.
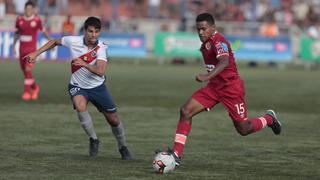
top-left (0, 60), bottom-right (319, 180)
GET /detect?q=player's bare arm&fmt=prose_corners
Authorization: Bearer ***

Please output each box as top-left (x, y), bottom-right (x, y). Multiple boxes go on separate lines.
top-left (13, 30), bottom-right (20, 56)
top-left (72, 58), bottom-right (106, 77)
top-left (196, 55), bottom-right (229, 82)
top-left (26, 39), bottom-right (62, 63)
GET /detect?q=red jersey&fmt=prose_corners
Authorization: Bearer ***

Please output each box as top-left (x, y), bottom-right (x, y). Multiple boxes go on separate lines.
top-left (200, 31), bottom-right (240, 89)
top-left (15, 15), bottom-right (44, 53)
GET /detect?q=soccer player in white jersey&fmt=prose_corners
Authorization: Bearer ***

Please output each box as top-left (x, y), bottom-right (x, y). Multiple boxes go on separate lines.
top-left (25, 17), bottom-right (132, 160)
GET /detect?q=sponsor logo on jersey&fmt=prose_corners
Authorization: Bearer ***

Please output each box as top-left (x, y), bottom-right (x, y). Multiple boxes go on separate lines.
top-left (69, 87), bottom-right (81, 96)
top-left (83, 56), bottom-right (88, 61)
top-left (206, 64), bottom-right (215, 72)
top-left (240, 113), bottom-right (245, 119)
top-left (20, 35), bottom-right (32, 42)
top-left (30, 21), bottom-right (36, 27)
top-left (215, 42), bottom-right (229, 54)
top-left (91, 51), bottom-right (97, 57)
top-left (221, 43), bottom-right (228, 52)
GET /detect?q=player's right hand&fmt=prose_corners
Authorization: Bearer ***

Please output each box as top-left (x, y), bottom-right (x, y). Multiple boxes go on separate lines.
top-left (196, 74), bottom-right (209, 82)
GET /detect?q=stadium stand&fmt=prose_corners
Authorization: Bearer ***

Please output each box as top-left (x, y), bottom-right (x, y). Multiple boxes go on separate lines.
top-left (0, 0), bottom-right (319, 64)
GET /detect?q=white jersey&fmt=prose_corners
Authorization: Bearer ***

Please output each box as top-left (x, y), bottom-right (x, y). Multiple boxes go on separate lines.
top-left (61, 36), bottom-right (108, 89)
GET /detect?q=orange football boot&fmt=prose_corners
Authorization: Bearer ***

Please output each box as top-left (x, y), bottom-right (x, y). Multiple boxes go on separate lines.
top-left (22, 92), bottom-right (31, 101)
top-left (31, 85), bottom-right (40, 100)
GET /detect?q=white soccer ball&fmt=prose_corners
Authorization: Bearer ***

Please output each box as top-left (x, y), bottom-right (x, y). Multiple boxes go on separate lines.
top-left (152, 151), bottom-right (176, 174)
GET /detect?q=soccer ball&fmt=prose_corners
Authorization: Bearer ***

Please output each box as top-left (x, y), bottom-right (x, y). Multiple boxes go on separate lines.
top-left (152, 151), bottom-right (176, 174)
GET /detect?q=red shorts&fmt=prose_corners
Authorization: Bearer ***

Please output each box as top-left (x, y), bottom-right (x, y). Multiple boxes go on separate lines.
top-left (192, 79), bottom-right (247, 122)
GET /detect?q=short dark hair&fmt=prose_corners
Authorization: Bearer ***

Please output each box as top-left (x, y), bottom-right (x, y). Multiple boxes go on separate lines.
top-left (84, 17), bottom-right (101, 30)
top-left (25, 1), bottom-right (35, 8)
top-left (196, 13), bottom-right (215, 25)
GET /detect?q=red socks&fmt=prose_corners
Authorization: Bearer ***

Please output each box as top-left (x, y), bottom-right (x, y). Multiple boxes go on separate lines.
top-left (173, 120), bottom-right (191, 158)
top-left (250, 114), bottom-right (273, 132)
top-left (173, 115), bottom-right (273, 157)
top-left (23, 70), bottom-right (36, 93)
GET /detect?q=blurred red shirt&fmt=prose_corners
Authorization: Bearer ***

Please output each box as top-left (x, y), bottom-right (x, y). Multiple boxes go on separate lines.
top-left (15, 15), bottom-right (44, 54)
top-left (200, 31), bottom-right (240, 89)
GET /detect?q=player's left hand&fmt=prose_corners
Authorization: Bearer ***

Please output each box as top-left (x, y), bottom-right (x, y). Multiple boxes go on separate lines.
top-left (24, 52), bottom-right (37, 63)
top-left (72, 58), bottom-right (87, 67)
top-left (196, 74), bottom-right (210, 82)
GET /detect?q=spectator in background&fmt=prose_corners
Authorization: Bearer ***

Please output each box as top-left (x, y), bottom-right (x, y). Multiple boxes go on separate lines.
top-left (43, 12), bottom-right (52, 33)
top-left (305, 6), bottom-right (318, 28)
top-left (255, 0), bottom-right (271, 21)
top-left (258, 15), bottom-right (279, 68)
top-left (307, 19), bottom-right (320, 39)
top-left (274, 1), bottom-right (293, 26)
top-left (46, 0), bottom-right (59, 15)
top-left (101, 14), bottom-right (110, 32)
top-left (13, 0), bottom-right (28, 15)
top-left (5, 0), bottom-right (15, 14)
top-left (292, 0), bottom-right (309, 28)
top-left (91, 0), bottom-right (101, 7)
top-left (89, 0), bottom-right (101, 15)
top-left (240, 0), bottom-right (254, 21)
top-left (0, 0), bottom-right (5, 19)
top-left (38, 0), bottom-right (68, 15)
top-left (62, 14), bottom-right (75, 35)
top-left (59, 0), bottom-right (68, 14)
top-left (259, 15), bottom-right (279, 38)
top-left (148, 0), bottom-right (160, 19)
top-left (37, 0), bottom-right (46, 15)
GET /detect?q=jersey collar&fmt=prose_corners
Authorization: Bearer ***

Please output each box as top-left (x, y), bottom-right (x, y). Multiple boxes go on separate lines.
top-left (23, 15), bottom-right (35, 21)
top-left (212, 31), bottom-right (218, 38)
top-left (83, 37), bottom-right (99, 48)
top-left (200, 31), bottom-right (219, 50)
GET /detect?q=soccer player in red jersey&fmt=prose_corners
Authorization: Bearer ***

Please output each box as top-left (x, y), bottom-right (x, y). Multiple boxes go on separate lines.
top-left (166, 13), bottom-right (282, 166)
top-left (13, 1), bottom-right (50, 101)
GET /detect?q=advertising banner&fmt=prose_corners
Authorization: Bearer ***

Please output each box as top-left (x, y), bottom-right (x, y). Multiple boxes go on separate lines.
top-left (100, 33), bottom-right (146, 58)
top-left (300, 37), bottom-right (320, 62)
top-left (0, 31), bottom-right (146, 61)
top-left (228, 36), bottom-right (292, 62)
top-left (153, 32), bottom-right (292, 62)
top-left (154, 32), bottom-right (202, 57)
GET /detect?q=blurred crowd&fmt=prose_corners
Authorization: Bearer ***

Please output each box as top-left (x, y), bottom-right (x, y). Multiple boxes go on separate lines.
top-left (0, 0), bottom-right (319, 38)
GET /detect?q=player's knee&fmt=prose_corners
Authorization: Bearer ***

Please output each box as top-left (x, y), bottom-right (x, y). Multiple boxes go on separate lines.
top-left (75, 102), bottom-right (87, 112)
top-left (103, 112), bottom-right (120, 126)
top-left (25, 66), bottom-right (32, 72)
top-left (234, 122), bottom-right (251, 136)
top-left (108, 117), bottom-right (119, 126)
top-left (236, 128), bottom-right (250, 136)
top-left (73, 96), bottom-right (87, 112)
top-left (180, 106), bottom-right (192, 119)
top-left (77, 107), bottom-right (87, 112)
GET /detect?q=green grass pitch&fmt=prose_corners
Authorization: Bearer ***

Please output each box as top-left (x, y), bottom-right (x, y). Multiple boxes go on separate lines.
top-left (0, 60), bottom-right (319, 179)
